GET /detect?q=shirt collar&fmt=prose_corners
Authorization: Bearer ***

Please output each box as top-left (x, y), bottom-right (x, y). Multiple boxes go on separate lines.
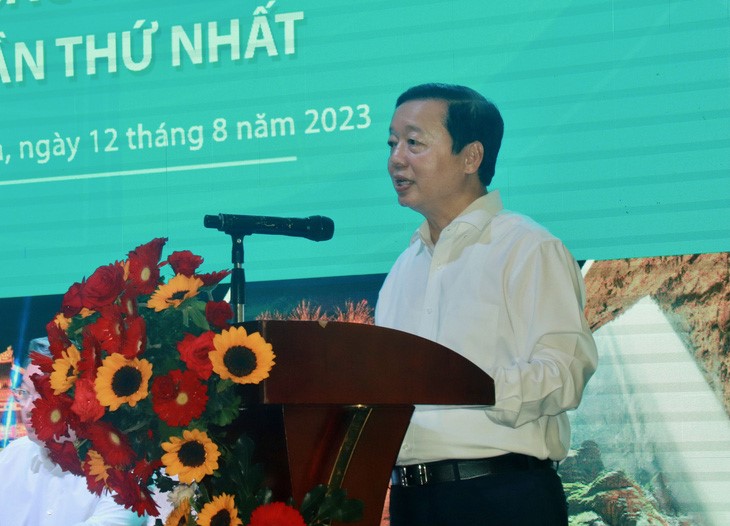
top-left (411, 190), bottom-right (504, 249)
top-left (29, 440), bottom-right (64, 475)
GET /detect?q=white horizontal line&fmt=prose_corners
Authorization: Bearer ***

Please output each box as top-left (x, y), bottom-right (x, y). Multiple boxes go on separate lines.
top-left (0, 156), bottom-right (298, 186)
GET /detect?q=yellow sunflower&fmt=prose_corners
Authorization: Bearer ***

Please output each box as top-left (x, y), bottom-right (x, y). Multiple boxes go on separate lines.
top-left (196, 494), bottom-right (242, 526)
top-left (53, 313), bottom-right (71, 331)
top-left (210, 326), bottom-right (275, 385)
top-left (50, 344), bottom-right (81, 394)
top-left (164, 498), bottom-right (192, 526)
top-left (85, 449), bottom-right (110, 483)
top-left (161, 429), bottom-right (220, 484)
top-left (79, 307), bottom-right (95, 318)
top-left (146, 274), bottom-right (204, 312)
top-left (94, 353), bottom-right (153, 411)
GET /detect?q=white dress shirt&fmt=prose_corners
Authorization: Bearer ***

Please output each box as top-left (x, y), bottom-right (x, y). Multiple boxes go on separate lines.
top-left (375, 191), bottom-right (598, 465)
top-left (0, 437), bottom-right (147, 526)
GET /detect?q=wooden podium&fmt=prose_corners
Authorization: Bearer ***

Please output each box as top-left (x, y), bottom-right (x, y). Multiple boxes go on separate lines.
top-left (234, 320), bottom-right (495, 525)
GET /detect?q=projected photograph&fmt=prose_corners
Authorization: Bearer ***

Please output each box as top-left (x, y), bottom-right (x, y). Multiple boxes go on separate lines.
top-left (567, 252), bottom-right (730, 526)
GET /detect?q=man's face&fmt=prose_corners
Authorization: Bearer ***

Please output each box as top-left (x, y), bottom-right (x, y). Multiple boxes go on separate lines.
top-left (15, 364), bottom-right (41, 443)
top-left (387, 99), bottom-right (477, 225)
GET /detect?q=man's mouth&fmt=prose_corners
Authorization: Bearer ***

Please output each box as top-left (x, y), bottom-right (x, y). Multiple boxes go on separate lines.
top-left (394, 177), bottom-right (412, 189)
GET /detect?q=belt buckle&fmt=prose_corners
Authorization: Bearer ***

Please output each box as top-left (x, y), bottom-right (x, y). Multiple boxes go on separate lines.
top-left (396, 464), bottom-right (430, 486)
top-left (395, 466), bottom-right (409, 486)
top-left (416, 463), bottom-right (429, 485)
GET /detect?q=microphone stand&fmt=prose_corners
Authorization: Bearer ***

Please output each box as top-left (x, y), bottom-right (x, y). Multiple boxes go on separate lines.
top-left (204, 221), bottom-right (255, 324)
top-left (204, 212), bottom-right (334, 325)
top-left (205, 222), bottom-right (252, 324)
top-left (229, 233), bottom-right (246, 324)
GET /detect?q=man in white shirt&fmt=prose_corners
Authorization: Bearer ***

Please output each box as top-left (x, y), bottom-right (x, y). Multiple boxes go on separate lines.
top-left (0, 346), bottom-right (147, 526)
top-left (376, 83), bottom-right (598, 525)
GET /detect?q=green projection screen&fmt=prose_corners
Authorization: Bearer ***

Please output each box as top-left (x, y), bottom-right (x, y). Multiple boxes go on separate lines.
top-left (2, 0), bottom-right (729, 298)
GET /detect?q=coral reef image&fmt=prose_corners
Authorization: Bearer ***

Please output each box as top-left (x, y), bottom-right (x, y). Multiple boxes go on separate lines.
top-left (570, 253), bottom-right (730, 525)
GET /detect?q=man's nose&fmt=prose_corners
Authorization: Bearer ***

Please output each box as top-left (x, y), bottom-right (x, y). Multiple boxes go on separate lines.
top-left (389, 142), bottom-right (406, 168)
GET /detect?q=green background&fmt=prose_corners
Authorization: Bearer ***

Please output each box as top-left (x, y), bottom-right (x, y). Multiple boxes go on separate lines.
top-left (1, 0), bottom-right (729, 298)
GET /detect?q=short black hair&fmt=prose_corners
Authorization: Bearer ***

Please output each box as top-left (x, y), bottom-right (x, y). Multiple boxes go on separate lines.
top-left (396, 83), bottom-right (504, 187)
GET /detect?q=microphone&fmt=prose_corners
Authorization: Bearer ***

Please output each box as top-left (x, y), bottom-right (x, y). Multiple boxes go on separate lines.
top-left (204, 214), bottom-right (334, 241)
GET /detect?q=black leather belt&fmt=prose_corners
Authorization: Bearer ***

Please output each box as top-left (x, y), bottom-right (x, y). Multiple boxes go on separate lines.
top-left (391, 454), bottom-right (558, 487)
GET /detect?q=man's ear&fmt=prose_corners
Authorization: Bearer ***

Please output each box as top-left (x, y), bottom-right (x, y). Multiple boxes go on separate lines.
top-left (464, 141), bottom-right (484, 175)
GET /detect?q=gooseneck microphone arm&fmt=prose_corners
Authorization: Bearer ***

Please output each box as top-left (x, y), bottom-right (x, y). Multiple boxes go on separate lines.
top-left (204, 213), bottom-right (335, 324)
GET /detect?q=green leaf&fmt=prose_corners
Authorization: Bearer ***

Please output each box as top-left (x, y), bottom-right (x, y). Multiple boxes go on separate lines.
top-left (331, 498), bottom-right (364, 522)
top-left (300, 485), bottom-right (327, 522)
top-left (153, 474), bottom-right (177, 493)
top-left (301, 486), bottom-right (364, 524)
top-left (216, 378), bottom-right (234, 394)
top-left (205, 386), bottom-right (241, 427)
top-left (186, 299), bottom-right (211, 331)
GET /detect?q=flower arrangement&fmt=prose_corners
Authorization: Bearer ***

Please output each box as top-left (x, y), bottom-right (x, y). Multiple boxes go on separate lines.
top-left (30, 238), bottom-right (362, 525)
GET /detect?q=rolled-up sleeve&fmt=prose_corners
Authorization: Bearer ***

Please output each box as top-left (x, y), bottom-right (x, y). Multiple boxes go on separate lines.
top-left (486, 240), bottom-right (598, 428)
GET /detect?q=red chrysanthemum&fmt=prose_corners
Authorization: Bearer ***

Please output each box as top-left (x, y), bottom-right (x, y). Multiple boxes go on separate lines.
top-left (61, 281), bottom-right (84, 317)
top-left (197, 269), bottom-right (231, 287)
top-left (130, 483), bottom-right (159, 518)
top-left (87, 306), bottom-right (124, 354)
top-left (84, 421), bottom-right (136, 468)
top-left (151, 369), bottom-right (208, 427)
top-left (31, 392), bottom-right (74, 441)
top-left (119, 289), bottom-right (139, 317)
top-left (76, 329), bottom-right (104, 379)
top-left (177, 332), bottom-right (215, 380)
top-left (46, 317), bottom-right (72, 359)
top-left (82, 262), bottom-right (126, 309)
top-left (120, 315), bottom-right (146, 358)
top-left (249, 502), bottom-right (307, 526)
top-left (132, 457), bottom-right (162, 482)
top-left (107, 469), bottom-right (160, 517)
top-left (205, 301), bottom-right (233, 329)
top-left (87, 308), bottom-right (147, 359)
top-left (28, 349), bottom-right (54, 375)
top-left (82, 449), bottom-right (110, 495)
top-left (167, 250), bottom-right (204, 276)
top-left (30, 371), bottom-right (54, 399)
top-left (129, 237), bottom-right (167, 261)
top-left (70, 377), bottom-right (105, 423)
top-left (126, 237), bottom-right (167, 295)
top-left (46, 439), bottom-right (84, 476)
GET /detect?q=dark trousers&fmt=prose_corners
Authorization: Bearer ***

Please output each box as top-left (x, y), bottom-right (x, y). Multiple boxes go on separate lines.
top-left (389, 467), bottom-right (568, 526)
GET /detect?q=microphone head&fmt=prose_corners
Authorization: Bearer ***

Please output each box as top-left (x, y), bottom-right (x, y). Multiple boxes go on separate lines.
top-left (308, 216), bottom-right (335, 241)
top-left (203, 214), bottom-right (222, 230)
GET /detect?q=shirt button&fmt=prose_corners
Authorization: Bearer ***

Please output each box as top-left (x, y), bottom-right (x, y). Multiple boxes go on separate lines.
top-left (426, 308), bottom-right (433, 314)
